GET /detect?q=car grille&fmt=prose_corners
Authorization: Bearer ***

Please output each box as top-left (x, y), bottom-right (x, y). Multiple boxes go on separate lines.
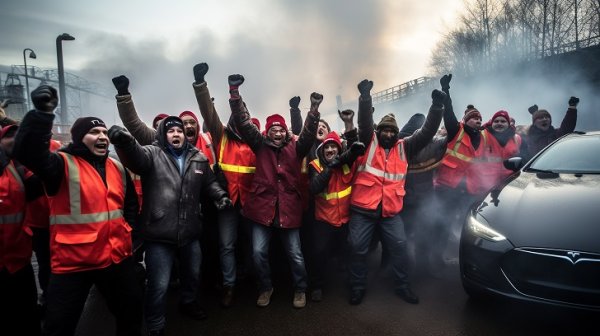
top-left (501, 248), bottom-right (600, 308)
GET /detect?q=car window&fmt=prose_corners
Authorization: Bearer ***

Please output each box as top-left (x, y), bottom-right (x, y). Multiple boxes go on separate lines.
top-left (528, 135), bottom-right (600, 173)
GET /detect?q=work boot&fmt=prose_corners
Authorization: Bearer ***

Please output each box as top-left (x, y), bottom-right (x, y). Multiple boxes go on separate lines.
top-left (349, 289), bottom-right (365, 305)
top-left (293, 291), bottom-right (306, 308)
top-left (310, 289), bottom-right (323, 302)
top-left (256, 288), bottom-right (273, 307)
top-left (221, 286), bottom-right (234, 308)
top-left (396, 287), bottom-right (419, 304)
top-left (179, 301), bottom-right (208, 320)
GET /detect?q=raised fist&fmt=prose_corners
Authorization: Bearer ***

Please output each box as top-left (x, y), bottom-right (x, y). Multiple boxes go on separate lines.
top-left (193, 63), bottom-right (209, 83)
top-left (215, 197), bottom-right (233, 211)
top-left (357, 79), bottom-right (373, 96)
top-left (108, 125), bottom-right (134, 147)
top-left (228, 74), bottom-right (245, 87)
top-left (310, 92), bottom-right (323, 105)
top-left (31, 85), bottom-right (58, 113)
top-left (568, 96), bottom-right (579, 107)
top-left (338, 109), bottom-right (354, 123)
top-left (431, 89), bottom-right (447, 106)
top-left (350, 141), bottom-right (366, 156)
top-left (289, 96), bottom-right (301, 109)
top-left (528, 104), bottom-right (538, 114)
top-left (440, 74), bottom-right (452, 91)
top-left (112, 75), bottom-right (130, 96)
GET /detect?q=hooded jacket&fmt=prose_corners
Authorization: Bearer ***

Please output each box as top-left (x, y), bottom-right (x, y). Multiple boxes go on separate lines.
top-left (518, 106), bottom-right (577, 162)
top-left (114, 116), bottom-right (228, 246)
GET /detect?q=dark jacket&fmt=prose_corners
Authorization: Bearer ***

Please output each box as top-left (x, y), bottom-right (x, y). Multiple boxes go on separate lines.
top-left (114, 117), bottom-right (228, 246)
top-left (230, 96), bottom-right (319, 229)
top-left (519, 107), bottom-right (577, 162)
top-left (309, 143), bottom-right (361, 195)
top-left (115, 94), bottom-right (157, 146)
top-left (13, 110), bottom-right (139, 228)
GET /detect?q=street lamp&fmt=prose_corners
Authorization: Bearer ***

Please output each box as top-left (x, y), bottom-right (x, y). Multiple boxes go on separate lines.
top-left (23, 48), bottom-right (36, 111)
top-left (56, 33), bottom-right (75, 124)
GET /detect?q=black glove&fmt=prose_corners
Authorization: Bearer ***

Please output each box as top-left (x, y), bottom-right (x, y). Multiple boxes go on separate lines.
top-left (193, 63), bottom-right (209, 83)
top-left (440, 74), bottom-right (452, 91)
top-left (31, 85), bottom-right (58, 113)
top-left (326, 157), bottom-right (341, 169)
top-left (568, 96), bottom-right (579, 107)
top-left (215, 197), bottom-right (233, 211)
top-left (350, 142), bottom-right (366, 156)
top-left (112, 75), bottom-right (130, 95)
top-left (431, 89), bottom-right (447, 106)
top-left (310, 92), bottom-right (323, 105)
top-left (528, 104), bottom-right (538, 114)
top-left (228, 74), bottom-right (245, 87)
top-left (357, 79), bottom-right (373, 97)
top-left (108, 125), bottom-right (134, 147)
top-left (289, 96), bottom-right (301, 109)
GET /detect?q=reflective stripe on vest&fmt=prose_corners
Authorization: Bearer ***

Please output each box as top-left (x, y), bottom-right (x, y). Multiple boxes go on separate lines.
top-left (50, 154), bottom-right (125, 225)
top-left (310, 159), bottom-right (352, 200)
top-left (218, 134), bottom-right (256, 174)
top-left (0, 163), bottom-right (25, 224)
top-left (356, 135), bottom-right (405, 181)
top-left (445, 128), bottom-right (488, 163)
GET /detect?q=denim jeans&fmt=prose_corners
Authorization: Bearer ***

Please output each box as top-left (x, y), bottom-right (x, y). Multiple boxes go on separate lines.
top-left (218, 204), bottom-right (253, 287)
top-left (347, 210), bottom-right (409, 291)
top-left (144, 240), bottom-right (201, 332)
top-left (251, 221), bottom-right (307, 292)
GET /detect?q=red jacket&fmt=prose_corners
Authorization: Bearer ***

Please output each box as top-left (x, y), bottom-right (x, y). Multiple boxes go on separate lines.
top-left (48, 152), bottom-right (133, 273)
top-left (309, 159), bottom-right (354, 226)
top-left (0, 161), bottom-right (32, 273)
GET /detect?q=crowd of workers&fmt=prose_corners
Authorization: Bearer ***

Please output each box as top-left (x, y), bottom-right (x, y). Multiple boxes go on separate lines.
top-left (0, 63), bottom-right (579, 336)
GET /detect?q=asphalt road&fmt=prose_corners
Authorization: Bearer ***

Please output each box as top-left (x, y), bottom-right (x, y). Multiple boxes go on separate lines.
top-left (71, 242), bottom-right (598, 336)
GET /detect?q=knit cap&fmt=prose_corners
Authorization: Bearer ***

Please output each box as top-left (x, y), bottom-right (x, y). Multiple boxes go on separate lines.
top-left (70, 117), bottom-right (106, 144)
top-left (376, 113), bottom-right (399, 133)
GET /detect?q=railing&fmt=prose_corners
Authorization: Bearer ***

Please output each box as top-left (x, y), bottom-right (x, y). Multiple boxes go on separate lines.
top-left (372, 77), bottom-right (436, 105)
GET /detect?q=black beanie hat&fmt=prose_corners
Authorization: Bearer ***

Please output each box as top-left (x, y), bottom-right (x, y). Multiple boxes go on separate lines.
top-left (399, 113), bottom-right (425, 138)
top-left (70, 117), bottom-right (106, 144)
top-left (162, 116), bottom-right (184, 131)
top-left (376, 113), bottom-right (399, 133)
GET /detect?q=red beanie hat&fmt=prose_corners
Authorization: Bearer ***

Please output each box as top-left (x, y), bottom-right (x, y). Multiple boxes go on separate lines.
top-left (179, 110), bottom-right (199, 124)
top-left (463, 105), bottom-right (482, 123)
top-left (322, 131), bottom-right (342, 150)
top-left (251, 117), bottom-right (261, 130)
top-left (265, 114), bottom-right (288, 132)
top-left (153, 113), bottom-right (169, 129)
top-left (491, 110), bottom-right (510, 123)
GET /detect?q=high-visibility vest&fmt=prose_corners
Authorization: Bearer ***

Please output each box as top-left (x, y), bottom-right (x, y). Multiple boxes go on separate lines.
top-left (435, 125), bottom-right (488, 195)
top-left (478, 130), bottom-right (522, 191)
top-left (309, 159), bottom-right (354, 226)
top-left (217, 133), bottom-right (256, 207)
top-left (48, 152), bottom-right (132, 273)
top-left (0, 161), bottom-right (32, 273)
top-left (196, 132), bottom-right (216, 166)
top-left (351, 133), bottom-right (408, 218)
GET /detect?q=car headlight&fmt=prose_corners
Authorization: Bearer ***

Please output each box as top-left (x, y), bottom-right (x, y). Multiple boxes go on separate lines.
top-left (467, 213), bottom-right (506, 242)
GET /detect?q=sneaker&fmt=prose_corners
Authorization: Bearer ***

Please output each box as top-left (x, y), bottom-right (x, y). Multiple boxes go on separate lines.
top-left (221, 286), bottom-right (234, 308)
top-left (256, 288), bottom-right (273, 307)
top-left (310, 289), bottom-right (323, 302)
top-left (395, 287), bottom-right (419, 304)
top-left (293, 291), bottom-right (306, 308)
top-left (178, 301), bottom-right (208, 320)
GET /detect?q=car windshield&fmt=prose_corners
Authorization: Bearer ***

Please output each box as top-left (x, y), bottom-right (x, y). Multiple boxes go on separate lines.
top-left (528, 134), bottom-right (600, 174)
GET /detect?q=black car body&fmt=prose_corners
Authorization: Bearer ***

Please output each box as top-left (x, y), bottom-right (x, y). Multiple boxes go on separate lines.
top-left (459, 131), bottom-right (600, 311)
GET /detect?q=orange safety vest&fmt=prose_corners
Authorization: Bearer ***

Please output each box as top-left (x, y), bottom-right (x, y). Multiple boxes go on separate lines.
top-left (0, 161), bottom-right (32, 273)
top-left (195, 132), bottom-right (216, 166)
top-left (351, 133), bottom-right (408, 218)
top-left (309, 159), bottom-right (354, 226)
top-left (48, 152), bottom-right (132, 273)
top-left (217, 133), bottom-right (256, 207)
top-left (435, 126), bottom-right (488, 195)
top-left (478, 130), bottom-right (522, 191)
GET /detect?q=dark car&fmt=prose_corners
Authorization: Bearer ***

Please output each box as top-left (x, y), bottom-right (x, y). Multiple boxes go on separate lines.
top-left (459, 131), bottom-right (600, 311)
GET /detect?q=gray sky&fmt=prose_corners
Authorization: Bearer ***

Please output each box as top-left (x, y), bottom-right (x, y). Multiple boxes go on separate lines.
top-left (0, 0), bottom-right (464, 127)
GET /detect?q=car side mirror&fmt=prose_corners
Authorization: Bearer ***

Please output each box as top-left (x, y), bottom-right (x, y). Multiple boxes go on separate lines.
top-left (503, 157), bottom-right (523, 171)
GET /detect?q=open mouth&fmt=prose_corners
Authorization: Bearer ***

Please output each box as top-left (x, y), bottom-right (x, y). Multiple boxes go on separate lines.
top-left (95, 143), bottom-right (108, 150)
top-left (318, 129), bottom-right (325, 137)
top-left (185, 129), bottom-right (195, 137)
top-left (172, 139), bottom-right (181, 145)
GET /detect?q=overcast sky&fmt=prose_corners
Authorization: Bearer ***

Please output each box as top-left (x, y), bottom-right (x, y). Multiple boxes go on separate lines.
top-left (0, 0), bottom-right (464, 126)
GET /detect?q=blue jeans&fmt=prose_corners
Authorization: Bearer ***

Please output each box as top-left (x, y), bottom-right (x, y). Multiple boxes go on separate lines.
top-left (251, 221), bottom-right (307, 292)
top-left (347, 211), bottom-right (409, 291)
top-left (218, 205), bottom-right (253, 287)
top-left (144, 241), bottom-right (201, 332)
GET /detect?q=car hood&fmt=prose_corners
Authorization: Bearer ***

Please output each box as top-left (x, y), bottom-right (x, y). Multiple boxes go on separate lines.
top-left (476, 172), bottom-right (600, 254)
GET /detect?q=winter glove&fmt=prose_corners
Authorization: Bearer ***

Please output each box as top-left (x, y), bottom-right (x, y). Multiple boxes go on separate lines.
top-left (289, 96), bottom-right (301, 109)
top-left (431, 89), bottom-right (446, 107)
top-left (357, 79), bottom-right (373, 97)
top-left (350, 141), bottom-right (366, 156)
top-left (112, 75), bottom-right (130, 96)
top-left (108, 125), bottom-right (135, 147)
top-left (326, 157), bottom-right (341, 169)
top-left (440, 74), bottom-right (452, 91)
top-left (214, 197), bottom-right (233, 211)
top-left (338, 109), bottom-right (354, 122)
top-left (528, 104), bottom-right (538, 114)
top-left (568, 96), bottom-right (579, 107)
top-left (310, 92), bottom-right (323, 106)
top-left (193, 62), bottom-right (209, 84)
top-left (228, 74), bottom-right (245, 87)
top-left (31, 85), bottom-right (58, 113)
top-left (212, 163), bottom-right (229, 190)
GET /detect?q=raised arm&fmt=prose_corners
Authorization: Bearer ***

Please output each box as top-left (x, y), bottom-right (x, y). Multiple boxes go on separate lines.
top-left (357, 79), bottom-right (375, 147)
top-left (403, 90), bottom-right (445, 161)
top-left (108, 125), bottom-right (154, 175)
top-left (296, 93), bottom-right (321, 158)
top-left (557, 96), bottom-right (578, 136)
top-left (289, 96), bottom-right (303, 136)
top-left (112, 75), bottom-right (157, 146)
top-left (192, 62), bottom-right (225, 143)
top-left (228, 75), bottom-right (263, 152)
